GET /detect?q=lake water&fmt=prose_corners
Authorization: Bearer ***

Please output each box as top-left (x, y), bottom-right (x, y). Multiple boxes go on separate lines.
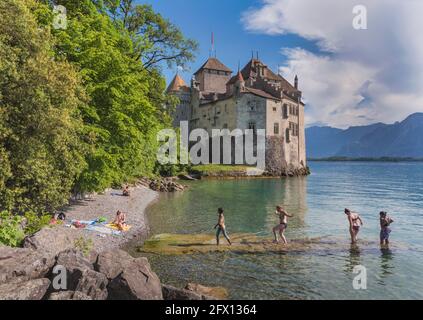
top-left (134, 162), bottom-right (423, 299)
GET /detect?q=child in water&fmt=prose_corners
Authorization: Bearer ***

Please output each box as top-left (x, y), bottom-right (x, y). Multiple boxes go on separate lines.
top-left (214, 208), bottom-right (232, 246)
top-left (380, 211), bottom-right (394, 245)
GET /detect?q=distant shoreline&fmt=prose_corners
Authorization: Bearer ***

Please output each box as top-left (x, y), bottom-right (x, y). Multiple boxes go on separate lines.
top-left (308, 157), bottom-right (423, 162)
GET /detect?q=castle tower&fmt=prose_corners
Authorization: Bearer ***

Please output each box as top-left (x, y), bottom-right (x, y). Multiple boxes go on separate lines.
top-left (167, 74), bottom-right (191, 127)
top-left (194, 57), bottom-right (232, 93)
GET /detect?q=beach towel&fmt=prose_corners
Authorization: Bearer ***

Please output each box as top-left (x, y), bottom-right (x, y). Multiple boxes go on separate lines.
top-left (71, 219), bottom-right (97, 226)
top-left (105, 223), bottom-right (132, 232)
top-left (85, 225), bottom-right (122, 236)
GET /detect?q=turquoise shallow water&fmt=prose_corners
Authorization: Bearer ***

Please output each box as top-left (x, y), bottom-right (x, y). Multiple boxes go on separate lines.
top-left (135, 162), bottom-right (423, 299)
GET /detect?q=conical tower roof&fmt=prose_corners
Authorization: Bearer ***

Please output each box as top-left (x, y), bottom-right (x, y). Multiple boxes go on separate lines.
top-left (167, 74), bottom-right (189, 93)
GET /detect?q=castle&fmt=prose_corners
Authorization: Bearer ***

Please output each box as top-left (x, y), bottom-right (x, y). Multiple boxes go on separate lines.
top-left (167, 56), bottom-right (308, 176)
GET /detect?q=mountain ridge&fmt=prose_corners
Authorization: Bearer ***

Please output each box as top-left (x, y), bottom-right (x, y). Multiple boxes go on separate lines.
top-left (306, 113), bottom-right (423, 158)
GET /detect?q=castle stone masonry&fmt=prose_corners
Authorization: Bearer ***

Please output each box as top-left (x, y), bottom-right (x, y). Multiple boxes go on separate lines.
top-left (167, 56), bottom-right (307, 176)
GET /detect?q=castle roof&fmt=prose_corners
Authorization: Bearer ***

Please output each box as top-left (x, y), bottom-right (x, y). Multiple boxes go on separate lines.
top-left (227, 71), bottom-right (244, 85)
top-left (167, 74), bottom-right (190, 93)
top-left (244, 87), bottom-right (280, 101)
top-left (241, 58), bottom-right (299, 93)
top-left (194, 57), bottom-right (232, 74)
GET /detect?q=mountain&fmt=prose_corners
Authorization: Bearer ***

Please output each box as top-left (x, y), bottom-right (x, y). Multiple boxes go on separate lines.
top-left (306, 113), bottom-right (423, 158)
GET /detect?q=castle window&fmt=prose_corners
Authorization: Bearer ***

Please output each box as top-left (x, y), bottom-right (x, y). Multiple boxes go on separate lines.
top-left (283, 104), bottom-right (288, 118)
top-left (273, 107), bottom-right (277, 112)
top-left (286, 128), bottom-right (291, 143)
top-left (248, 122), bottom-right (256, 131)
top-left (248, 101), bottom-right (257, 112)
top-left (274, 123), bottom-right (279, 135)
top-left (224, 104), bottom-right (227, 113)
top-left (223, 123), bottom-right (228, 129)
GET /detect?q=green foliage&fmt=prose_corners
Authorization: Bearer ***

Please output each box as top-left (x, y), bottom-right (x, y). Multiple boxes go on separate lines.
top-left (0, 0), bottom-right (87, 214)
top-left (74, 236), bottom-right (93, 257)
top-left (97, 0), bottom-right (198, 70)
top-left (0, 211), bottom-right (25, 247)
top-left (23, 211), bottom-right (52, 236)
top-left (0, 0), bottom-right (196, 219)
top-left (52, 0), bottom-right (168, 192)
top-left (192, 165), bottom-right (254, 174)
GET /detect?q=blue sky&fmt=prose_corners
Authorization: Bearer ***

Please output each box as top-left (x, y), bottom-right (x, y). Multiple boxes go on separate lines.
top-left (140, 0), bottom-right (319, 86)
top-left (138, 0), bottom-right (423, 128)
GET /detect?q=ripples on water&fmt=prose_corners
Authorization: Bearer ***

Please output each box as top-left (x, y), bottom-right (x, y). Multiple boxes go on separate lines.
top-left (135, 162), bottom-right (423, 299)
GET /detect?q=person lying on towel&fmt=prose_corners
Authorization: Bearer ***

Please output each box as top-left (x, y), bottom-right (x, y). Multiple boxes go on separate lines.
top-left (113, 210), bottom-right (127, 231)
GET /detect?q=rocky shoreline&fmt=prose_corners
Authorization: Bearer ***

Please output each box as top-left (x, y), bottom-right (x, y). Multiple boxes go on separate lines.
top-left (0, 181), bottom-right (224, 300)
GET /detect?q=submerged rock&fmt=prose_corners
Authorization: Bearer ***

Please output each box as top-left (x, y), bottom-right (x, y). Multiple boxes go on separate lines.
top-left (185, 283), bottom-right (228, 300)
top-left (162, 284), bottom-right (204, 300)
top-left (139, 233), bottom-right (409, 256)
top-left (0, 278), bottom-right (50, 300)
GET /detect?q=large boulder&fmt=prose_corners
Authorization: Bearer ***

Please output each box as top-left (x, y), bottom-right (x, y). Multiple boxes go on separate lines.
top-left (0, 246), bottom-right (54, 284)
top-left (0, 278), bottom-right (50, 300)
top-left (52, 249), bottom-right (108, 300)
top-left (95, 250), bottom-right (163, 300)
top-left (48, 291), bottom-right (92, 300)
top-left (23, 227), bottom-right (75, 256)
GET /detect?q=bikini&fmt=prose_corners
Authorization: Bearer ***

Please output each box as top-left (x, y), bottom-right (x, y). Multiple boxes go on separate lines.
top-left (352, 215), bottom-right (360, 231)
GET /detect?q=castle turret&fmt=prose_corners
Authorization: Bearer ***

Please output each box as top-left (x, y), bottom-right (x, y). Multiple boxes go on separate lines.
top-left (194, 57), bottom-right (232, 93)
top-left (167, 74), bottom-right (191, 127)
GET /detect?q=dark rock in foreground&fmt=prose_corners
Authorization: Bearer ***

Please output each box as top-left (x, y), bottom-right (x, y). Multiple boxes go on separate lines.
top-left (0, 246), bottom-right (55, 284)
top-left (48, 291), bottom-right (92, 300)
top-left (0, 278), bottom-right (50, 300)
top-left (97, 250), bottom-right (163, 300)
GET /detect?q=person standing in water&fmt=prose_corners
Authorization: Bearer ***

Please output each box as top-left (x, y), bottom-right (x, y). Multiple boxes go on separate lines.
top-left (380, 211), bottom-right (394, 245)
top-left (345, 208), bottom-right (363, 244)
top-left (273, 205), bottom-right (293, 244)
top-left (214, 208), bottom-right (232, 246)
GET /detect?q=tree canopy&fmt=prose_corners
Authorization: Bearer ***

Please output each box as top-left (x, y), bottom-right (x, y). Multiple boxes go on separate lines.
top-left (0, 0), bottom-right (197, 217)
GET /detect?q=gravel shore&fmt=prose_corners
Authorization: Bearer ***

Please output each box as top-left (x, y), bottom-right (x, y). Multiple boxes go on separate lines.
top-left (24, 185), bottom-right (159, 255)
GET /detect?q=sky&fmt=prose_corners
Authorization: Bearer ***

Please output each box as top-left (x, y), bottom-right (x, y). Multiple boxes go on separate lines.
top-left (140, 0), bottom-right (423, 129)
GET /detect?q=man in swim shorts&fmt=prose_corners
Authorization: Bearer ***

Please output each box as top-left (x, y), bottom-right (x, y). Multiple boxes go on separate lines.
top-left (214, 208), bottom-right (232, 246)
top-left (273, 205), bottom-right (293, 244)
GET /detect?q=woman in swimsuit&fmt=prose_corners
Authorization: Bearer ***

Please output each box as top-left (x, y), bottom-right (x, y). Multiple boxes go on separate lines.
top-left (113, 210), bottom-right (127, 231)
top-left (273, 206), bottom-right (293, 244)
top-left (345, 208), bottom-right (363, 244)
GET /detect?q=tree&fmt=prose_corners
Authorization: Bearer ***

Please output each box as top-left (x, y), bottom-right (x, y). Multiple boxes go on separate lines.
top-left (0, 0), bottom-right (86, 213)
top-left (96, 0), bottom-right (198, 70)
top-left (50, 0), bottom-right (166, 192)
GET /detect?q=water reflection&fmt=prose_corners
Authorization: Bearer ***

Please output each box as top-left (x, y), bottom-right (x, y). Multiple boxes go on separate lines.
top-left (379, 247), bottom-right (395, 281)
top-left (344, 244), bottom-right (362, 274)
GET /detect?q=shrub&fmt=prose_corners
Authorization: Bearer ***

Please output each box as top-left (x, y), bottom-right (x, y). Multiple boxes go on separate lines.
top-left (74, 236), bottom-right (93, 257)
top-left (0, 211), bottom-right (25, 247)
top-left (23, 211), bottom-right (52, 236)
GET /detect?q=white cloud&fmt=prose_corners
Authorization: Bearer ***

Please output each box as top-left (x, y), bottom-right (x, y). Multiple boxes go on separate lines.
top-left (242, 0), bottom-right (423, 128)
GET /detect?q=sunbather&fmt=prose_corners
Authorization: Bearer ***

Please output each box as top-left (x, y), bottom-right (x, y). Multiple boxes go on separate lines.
top-left (113, 210), bottom-right (127, 231)
top-left (122, 186), bottom-right (130, 197)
